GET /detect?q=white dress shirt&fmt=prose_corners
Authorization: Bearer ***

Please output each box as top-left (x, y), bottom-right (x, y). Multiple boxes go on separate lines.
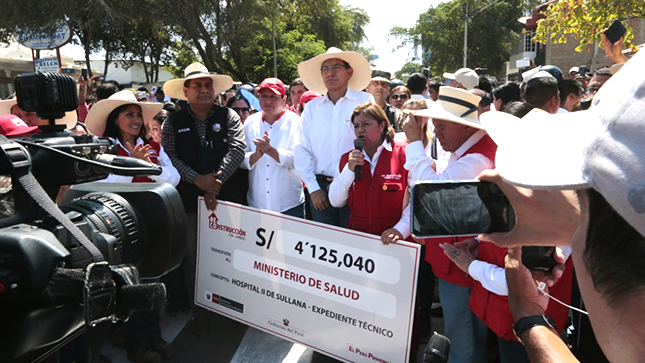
top-left (468, 245), bottom-right (572, 296)
top-left (393, 129), bottom-right (495, 238)
top-left (294, 88), bottom-right (374, 193)
top-left (101, 138), bottom-right (180, 186)
top-left (243, 110), bottom-right (304, 213)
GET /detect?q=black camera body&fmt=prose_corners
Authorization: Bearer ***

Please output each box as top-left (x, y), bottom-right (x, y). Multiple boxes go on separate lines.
top-left (0, 73), bottom-right (187, 362)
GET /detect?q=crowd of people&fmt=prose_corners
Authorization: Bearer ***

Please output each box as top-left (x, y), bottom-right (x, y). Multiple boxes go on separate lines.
top-left (0, 29), bottom-right (641, 363)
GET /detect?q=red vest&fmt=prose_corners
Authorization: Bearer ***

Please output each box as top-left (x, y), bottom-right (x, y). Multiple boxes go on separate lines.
top-left (469, 242), bottom-right (574, 341)
top-left (423, 134), bottom-right (498, 287)
top-left (117, 140), bottom-right (160, 183)
top-left (340, 141), bottom-right (408, 236)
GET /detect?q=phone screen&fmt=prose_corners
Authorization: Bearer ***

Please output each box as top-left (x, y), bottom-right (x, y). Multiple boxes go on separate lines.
top-left (411, 180), bottom-right (515, 238)
top-left (516, 59), bottom-right (531, 68)
top-left (522, 246), bottom-right (556, 271)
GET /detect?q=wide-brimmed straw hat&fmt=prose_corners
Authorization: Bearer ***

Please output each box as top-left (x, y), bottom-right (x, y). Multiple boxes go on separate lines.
top-left (0, 99), bottom-right (77, 129)
top-left (479, 49), bottom-right (645, 237)
top-left (414, 86), bottom-right (483, 129)
top-left (163, 62), bottom-right (233, 101)
top-left (85, 90), bottom-right (162, 136)
top-left (297, 47), bottom-right (371, 94)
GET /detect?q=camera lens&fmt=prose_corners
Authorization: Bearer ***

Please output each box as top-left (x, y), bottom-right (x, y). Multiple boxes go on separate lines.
top-left (60, 192), bottom-right (144, 267)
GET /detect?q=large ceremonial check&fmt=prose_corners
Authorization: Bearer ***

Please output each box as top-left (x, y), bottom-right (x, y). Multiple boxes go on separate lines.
top-left (195, 199), bottom-right (422, 363)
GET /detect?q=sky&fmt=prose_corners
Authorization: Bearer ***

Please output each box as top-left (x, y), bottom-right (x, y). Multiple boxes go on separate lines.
top-left (338, 0), bottom-right (446, 74)
top-left (56, 0), bottom-right (446, 76)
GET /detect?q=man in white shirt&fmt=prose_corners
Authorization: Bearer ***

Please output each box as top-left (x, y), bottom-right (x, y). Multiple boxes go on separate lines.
top-left (244, 78), bottom-right (305, 217)
top-left (388, 86), bottom-right (495, 363)
top-left (294, 47), bottom-right (373, 226)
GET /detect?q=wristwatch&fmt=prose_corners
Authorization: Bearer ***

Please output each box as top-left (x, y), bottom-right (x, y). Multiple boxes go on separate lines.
top-left (513, 315), bottom-right (556, 344)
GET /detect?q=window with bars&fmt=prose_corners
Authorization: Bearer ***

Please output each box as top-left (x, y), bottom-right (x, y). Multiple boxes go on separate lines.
top-left (524, 28), bottom-right (537, 52)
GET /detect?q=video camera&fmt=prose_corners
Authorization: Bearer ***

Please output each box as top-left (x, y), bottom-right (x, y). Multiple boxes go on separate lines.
top-left (0, 73), bottom-right (187, 362)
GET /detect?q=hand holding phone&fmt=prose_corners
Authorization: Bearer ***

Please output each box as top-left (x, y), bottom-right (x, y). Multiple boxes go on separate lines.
top-left (602, 20), bottom-right (629, 65)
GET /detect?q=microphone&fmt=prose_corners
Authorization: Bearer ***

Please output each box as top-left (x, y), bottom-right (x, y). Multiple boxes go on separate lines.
top-left (423, 332), bottom-right (450, 363)
top-left (353, 138), bottom-right (364, 180)
top-left (93, 153), bottom-right (162, 176)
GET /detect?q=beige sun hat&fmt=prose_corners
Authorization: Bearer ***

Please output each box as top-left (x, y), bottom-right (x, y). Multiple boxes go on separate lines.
top-left (414, 86), bottom-right (483, 129)
top-left (0, 98), bottom-right (77, 129)
top-left (85, 90), bottom-right (162, 136)
top-left (297, 47), bottom-right (371, 94)
top-left (478, 49), bottom-right (645, 237)
top-left (163, 62), bottom-right (234, 101)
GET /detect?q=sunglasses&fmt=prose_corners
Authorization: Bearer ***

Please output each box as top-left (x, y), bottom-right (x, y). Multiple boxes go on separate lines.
top-left (390, 94), bottom-right (409, 100)
top-left (232, 107), bottom-right (250, 114)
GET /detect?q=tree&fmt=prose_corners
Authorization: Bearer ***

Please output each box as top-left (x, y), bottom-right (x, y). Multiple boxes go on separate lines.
top-left (395, 62), bottom-right (424, 81)
top-left (390, 0), bottom-right (523, 76)
top-left (0, 0), bottom-right (370, 84)
top-left (534, 0), bottom-right (644, 52)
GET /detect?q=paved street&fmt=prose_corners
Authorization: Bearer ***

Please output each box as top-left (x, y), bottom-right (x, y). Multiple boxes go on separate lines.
top-left (102, 308), bottom-right (444, 363)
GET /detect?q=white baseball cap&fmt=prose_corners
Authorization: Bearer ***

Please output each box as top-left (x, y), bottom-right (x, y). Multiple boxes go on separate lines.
top-left (443, 68), bottom-right (479, 90)
top-left (480, 49), bottom-right (645, 237)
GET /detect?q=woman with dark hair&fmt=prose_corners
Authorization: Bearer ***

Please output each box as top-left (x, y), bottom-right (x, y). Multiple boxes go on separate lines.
top-left (389, 85), bottom-right (412, 109)
top-left (328, 102), bottom-right (410, 236)
top-left (85, 90), bottom-right (179, 363)
top-left (87, 90), bottom-right (179, 186)
top-left (226, 94), bottom-right (252, 124)
top-left (492, 83), bottom-right (521, 111)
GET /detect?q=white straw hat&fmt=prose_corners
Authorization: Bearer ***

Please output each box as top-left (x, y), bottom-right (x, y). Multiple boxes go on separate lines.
top-left (414, 86), bottom-right (483, 129)
top-left (297, 47), bottom-right (371, 94)
top-left (85, 90), bottom-right (162, 136)
top-left (163, 62), bottom-right (234, 100)
top-left (479, 49), bottom-right (645, 237)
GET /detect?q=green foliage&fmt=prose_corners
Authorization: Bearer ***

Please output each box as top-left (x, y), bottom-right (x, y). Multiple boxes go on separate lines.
top-left (389, 0), bottom-right (523, 76)
top-left (395, 62), bottom-right (424, 81)
top-left (534, 0), bottom-right (644, 52)
top-left (0, 0), bottom-right (369, 83)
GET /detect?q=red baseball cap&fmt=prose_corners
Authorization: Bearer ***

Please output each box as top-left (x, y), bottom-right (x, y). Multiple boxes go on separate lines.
top-left (258, 78), bottom-right (286, 96)
top-left (0, 114), bottom-right (38, 137)
top-left (299, 90), bottom-right (322, 105)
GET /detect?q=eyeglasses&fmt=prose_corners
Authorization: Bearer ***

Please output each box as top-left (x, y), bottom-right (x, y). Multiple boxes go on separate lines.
top-left (390, 94), bottom-right (409, 100)
top-left (320, 64), bottom-right (347, 73)
top-left (232, 107), bottom-right (250, 114)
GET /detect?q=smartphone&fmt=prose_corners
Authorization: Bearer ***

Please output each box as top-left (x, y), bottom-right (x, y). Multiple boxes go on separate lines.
top-left (516, 59), bottom-right (531, 68)
top-left (522, 246), bottom-right (556, 271)
top-left (81, 68), bottom-right (88, 80)
top-left (411, 180), bottom-right (515, 238)
top-left (475, 68), bottom-right (488, 75)
top-left (605, 19), bottom-right (627, 44)
top-left (578, 66), bottom-right (587, 77)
